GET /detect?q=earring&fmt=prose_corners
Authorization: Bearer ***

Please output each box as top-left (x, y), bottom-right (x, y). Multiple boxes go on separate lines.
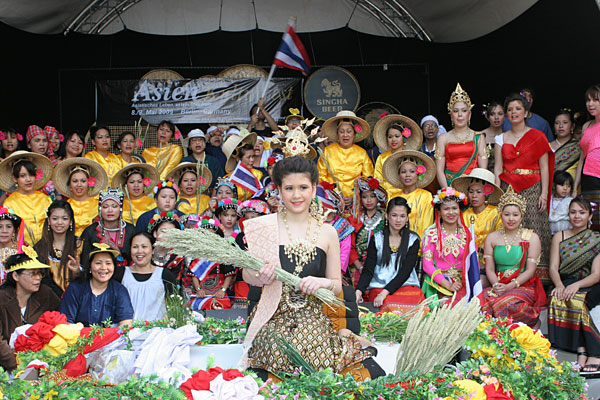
top-left (385, 219), bottom-right (388, 226)
top-left (278, 203), bottom-right (287, 216)
top-left (310, 198), bottom-right (323, 222)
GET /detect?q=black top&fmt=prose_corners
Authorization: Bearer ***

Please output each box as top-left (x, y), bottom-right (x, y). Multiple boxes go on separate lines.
top-left (356, 234), bottom-right (420, 294)
top-left (80, 222), bottom-right (137, 269)
top-left (113, 265), bottom-right (177, 294)
top-left (279, 245), bottom-right (327, 278)
top-left (251, 126), bottom-right (273, 138)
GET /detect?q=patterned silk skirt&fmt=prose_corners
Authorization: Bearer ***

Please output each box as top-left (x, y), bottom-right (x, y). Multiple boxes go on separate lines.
top-left (548, 291), bottom-right (600, 356)
top-left (247, 290), bottom-right (371, 375)
top-left (482, 280), bottom-right (541, 327)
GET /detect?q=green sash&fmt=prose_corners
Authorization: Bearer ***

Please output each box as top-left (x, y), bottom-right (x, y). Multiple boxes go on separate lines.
top-left (445, 134), bottom-right (481, 185)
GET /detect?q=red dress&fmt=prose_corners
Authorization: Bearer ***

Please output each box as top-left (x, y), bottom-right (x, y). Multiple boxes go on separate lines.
top-left (444, 138), bottom-right (479, 184)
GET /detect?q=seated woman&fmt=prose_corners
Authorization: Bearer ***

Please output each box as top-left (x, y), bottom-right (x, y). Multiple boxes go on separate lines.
top-left (166, 162), bottom-right (212, 216)
top-left (142, 120), bottom-right (183, 180)
top-left (147, 211), bottom-right (186, 287)
top-left (0, 207), bottom-right (20, 284)
top-left (54, 157), bottom-right (108, 236)
top-left (0, 151), bottom-right (53, 244)
top-left (223, 131), bottom-right (263, 201)
top-left (481, 186), bottom-right (546, 327)
top-left (112, 232), bottom-right (176, 321)
top-left (35, 200), bottom-right (83, 297)
top-left (382, 150), bottom-right (435, 239)
top-left (452, 168), bottom-right (504, 287)
top-left (436, 84), bottom-right (488, 188)
top-left (112, 163), bottom-right (160, 225)
top-left (84, 125), bottom-right (125, 182)
top-left (135, 178), bottom-right (185, 232)
top-left (59, 243), bottom-right (133, 327)
top-left (0, 248), bottom-right (60, 371)
top-left (547, 198), bottom-right (600, 372)
top-left (188, 216), bottom-right (234, 310)
top-left (318, 111), bottom-right (374, 211)
top-left (348, 177), bottom-right (387, 287)
top-left (242, 156), bottom-right (382, 380)
top-left (373, 114), bottom-right (422, 200)
top-left (57, 130), bottom-right (85, 161)
top-left (81, 188), bottom-right (136, 269)
top-left (355, 197), bottom-right (423, 312)
top-left (421, 187), bottom-right (470, 304)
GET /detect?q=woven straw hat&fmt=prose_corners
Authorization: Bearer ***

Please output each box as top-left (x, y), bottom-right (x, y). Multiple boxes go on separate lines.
top-left (223, 131), bottom-right (257, 173)
top-left (373, 114), bottom-right (423, 152)
top-left (111, 163), bottom-right (160, 196)
top-left (382, 150), bottom-right (436, 189)
top-left (451, 168), bottom-right (504, 205)
top-left (0, 151), bottom-right (53, 192)
top-left (166, 162), bottom-right (212, 193)
top-left (53, 157), bottom-right (108, 198)
top-left (322, 110), bottom-right (371, 143)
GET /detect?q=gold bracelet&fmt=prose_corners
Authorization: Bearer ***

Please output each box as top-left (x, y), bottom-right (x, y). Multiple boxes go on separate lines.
top-left (512, 278), bottom-right (520, 288)
top-left (483, 255), bottom-right (492, 259)
top-left (527, 257), bottom-right (540, 265)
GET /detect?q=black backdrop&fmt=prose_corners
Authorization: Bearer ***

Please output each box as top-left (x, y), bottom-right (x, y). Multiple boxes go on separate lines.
top-left (1, 0), bottom-right (599, 136)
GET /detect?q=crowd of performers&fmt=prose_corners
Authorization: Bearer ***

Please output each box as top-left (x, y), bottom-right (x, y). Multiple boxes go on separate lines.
top-left (0, 83), bottom-right (599, 377)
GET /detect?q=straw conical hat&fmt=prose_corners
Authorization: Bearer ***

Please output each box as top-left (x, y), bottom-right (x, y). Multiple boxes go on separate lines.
top-left (322, 110), bottom-right (371, 143)
top-left (451, 168), bottom-right (504, 205)
top-left (166, 162), bottom-right (212, 193)
top-left (382, 150), bottom-right (436, 189)
top-left (111, 163), bottom-right (160, 196)
top-left (223, 131), bottom-right (257, 173)
top-left (53, 157), bottom-right (108, 197)
top-left (0, 151), bottom-right (53, 192)
top-left (373, 114), bottom-right (423, 152)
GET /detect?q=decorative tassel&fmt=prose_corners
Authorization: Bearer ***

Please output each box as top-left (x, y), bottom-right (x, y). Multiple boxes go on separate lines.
top-left (16, 219), bottom-right (25, 253)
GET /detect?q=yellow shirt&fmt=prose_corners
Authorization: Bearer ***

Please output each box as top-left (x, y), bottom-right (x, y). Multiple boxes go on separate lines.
top-left (317, 144), bottom-right (375, 198)
top-left (48, 239), bottom-right (83, 292)
top-left (119, 154), bottom-right (142, 165)
top-left (122, 195), bottom-right (156, 225)
top-left (67, 197), bottom-right (99, 236)
top-left (398, 188), bottom-right (433, 239)
top-left (84, 151), bottom-right (125, 183)
top-left (462, 205), bottom-right (503, 254)
top-left (226, 169), bottom-right (264, 201)
top-left (374, 150), bottom-right (403, 200)
top-left (179, 195), bottom-right (210, 215)
top-left (4, 191), bottom-right (52, 245)
top-left (142, 144), bottom-right (183, 180)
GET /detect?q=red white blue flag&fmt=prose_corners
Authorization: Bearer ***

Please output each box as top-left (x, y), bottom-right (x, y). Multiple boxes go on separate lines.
top-left (273, 20), bottom-right (311, 75)
top-left (315, 184), bottom-right (337, 210)
top-left (189, 258), bottom-right (217, 281)
top-left (463, 223), bottom-right (485, 304)
top-left (231, 162), bottom-right (262, 195)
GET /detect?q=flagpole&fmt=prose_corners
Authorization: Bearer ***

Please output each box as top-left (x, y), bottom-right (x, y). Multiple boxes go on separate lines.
top-left (255, 64), bottom-right (277, 115)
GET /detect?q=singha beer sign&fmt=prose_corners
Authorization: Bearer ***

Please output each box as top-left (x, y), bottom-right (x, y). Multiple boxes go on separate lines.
top-left (304, 66), bottom-right (361, 120)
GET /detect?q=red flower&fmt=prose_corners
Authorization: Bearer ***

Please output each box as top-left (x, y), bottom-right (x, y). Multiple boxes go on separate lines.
top-left (267, 156), bottom-right (276, 166)
top-left (16, 133), bottom-right (23, 141)
top-left (38, 311), bottom-right (68, 327)
top-left (0, 131), bottom-right (6, 141)
top-left (379, 112), bottom-right (388, 119)
top-left (367, 178), bottom-right (380, 190)
top-left (87, 177), bottom-right (97, 187)
top-left (35, 168), bottom-right (44, 181)
top-left (483, 383), bottom-right (516, 399)
top-left (320, 181), bottom-right (335, 191)
top-left (221, 368), bottom-right (244, 381)
top-left (174, 130), bottom-right (181, 139)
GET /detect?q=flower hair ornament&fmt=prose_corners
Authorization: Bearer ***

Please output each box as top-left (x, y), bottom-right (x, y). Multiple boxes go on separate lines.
top-left (431, 187), bottom-right (472, 257)
top-left (147, 211), bottom-right (182, 233)
top-left (198, 215), bottom-right (224, 236)
top-left (264, 151), bottom-right (284, 169)
top-left (216, 198), bottom-right (240, 217)
top-left (153, 178), bottom-right (180, 198)
top-left (399, 155), bottom-right (428, 181)
top-left (447, 83), bottom-right (474, 113)
top-left (432, 187), bottom-right (469, 207)
top-left (352, 176), bottom-right (387, 218)
top-left (239, 199), bottom-right (270, 217)
top-left (497, 185), bottom-right (527, 214)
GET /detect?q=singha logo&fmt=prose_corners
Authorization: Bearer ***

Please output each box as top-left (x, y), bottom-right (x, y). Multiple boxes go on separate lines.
top-left (321, 79), bottom-right (343, 97)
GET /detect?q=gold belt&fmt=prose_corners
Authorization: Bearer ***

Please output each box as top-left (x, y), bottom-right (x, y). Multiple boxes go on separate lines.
top-left (503, 168), bottom-right (540, 175)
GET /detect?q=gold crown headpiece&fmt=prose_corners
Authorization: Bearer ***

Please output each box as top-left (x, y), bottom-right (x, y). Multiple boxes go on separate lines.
top-left (69, 165), bottom-right (91, 176)
top-left (273, 117), bottom-right (325, 158)
top-left (497, 185), bottom-right (527, 213)
top-left (447, 83), bottom-right (474, 113)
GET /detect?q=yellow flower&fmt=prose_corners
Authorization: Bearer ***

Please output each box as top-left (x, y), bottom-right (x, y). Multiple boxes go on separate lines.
top-left (167, 181), bottom-right (173, 187)
top-left (263, 141), bottom-right (271, 150)
top-left (26, 395), bottom-right (40, 400)
top-left (511, 325), bottom-right (551, 360)
top-left (44, 390), bottom-right (58, 400)
top-left (439, 192), bottom-right (447, 199)
top-left (453, 379), bottom-right (486, 399)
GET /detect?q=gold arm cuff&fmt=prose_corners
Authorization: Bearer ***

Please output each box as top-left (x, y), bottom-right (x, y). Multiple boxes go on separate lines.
top-left (527, 257), bottom-right (540, 265)
top-left (512, 278), bottom-right (520, 288)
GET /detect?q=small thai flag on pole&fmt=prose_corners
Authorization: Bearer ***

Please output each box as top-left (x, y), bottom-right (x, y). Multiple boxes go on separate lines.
top-left (230, 162), bottom-right (262, 195)
top-left (316, 184), bottom-right (337, 210)
top-left (463, 223), bottom-right (485, 304)
top-left (189, 258), bottom-right (217, 281)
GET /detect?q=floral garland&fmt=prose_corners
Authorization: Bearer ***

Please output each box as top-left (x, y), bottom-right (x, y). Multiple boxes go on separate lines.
top-left (153, 178), bottom-right (180, 197)
top-left (432, 187), bottom-right (468, 206)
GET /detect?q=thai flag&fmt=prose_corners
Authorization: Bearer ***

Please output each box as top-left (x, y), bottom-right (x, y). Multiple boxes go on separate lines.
top-left (273, 20), bottom-right (311, 75)
top-left (316, 184), bottom-right (337, 210)
top-left (231, 162), bottom-right (262, 195)
top-left (189, 258), bottom-right (217, 280)
top-left (463, 224), bottom-right (485, 304)
top-left (191, 296), bottom-right (215, 311)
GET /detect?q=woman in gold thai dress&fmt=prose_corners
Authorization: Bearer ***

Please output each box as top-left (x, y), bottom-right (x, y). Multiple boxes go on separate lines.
top-left (547, 198), bottom-right (600, 372)
top-left (53, 158), bottom-right (108, 236)
top-left (142, 120), bottom-right (183, 180)
top-left (372, 114), bottom-right (422, 200)
top-left (166, 163), bottom-right (212, 216)
top-left (111, 163), bottom-right (159, 225)
top-left (242, 156), bottom-right (382, 380)
top-left (84, 126), bottom-right (125, 182)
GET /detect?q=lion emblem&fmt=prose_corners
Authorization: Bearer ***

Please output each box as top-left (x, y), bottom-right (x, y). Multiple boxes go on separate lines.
top-left (321, 79), bottom-right (343, 97)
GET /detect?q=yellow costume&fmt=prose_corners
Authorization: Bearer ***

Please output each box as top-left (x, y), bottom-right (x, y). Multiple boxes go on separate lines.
top-left (84, 151), bottom-right (125, 183)
top-left (317, 144), bottom-right (374, 197)
top-left (462, 205), bottom-right (503, 260)
top-left (179, 195), bottom-right (210, 215)
top-left (119, 154), bottom-right (142, 165)
top-left (226, 169), bottom-right (263, 201)
top-left (122, 195), bottom-right (156, 225)
top-left (398, 188), bottom-right (433, 239)
top-left (48, 239), bottom-right (84, 292)
top-left (67, 197), bottom-right (99, 236)
top-left (374, 150), bottom-right (402, 200)
top-left (142, 145), bottom-right (183, 180)
top-left (4, 191), bottom-right (52, 245)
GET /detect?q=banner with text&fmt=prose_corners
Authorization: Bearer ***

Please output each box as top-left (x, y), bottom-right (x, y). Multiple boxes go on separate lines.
top-left (96, 78), bottom-right (301, 124)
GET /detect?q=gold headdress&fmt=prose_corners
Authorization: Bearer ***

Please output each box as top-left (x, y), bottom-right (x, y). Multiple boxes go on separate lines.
top-left (272, 117), bottom-right (324, 159)
top-left (447, 83), bottom-right (474, 112)
top-left (497, 185), bottom-right (527, 213)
